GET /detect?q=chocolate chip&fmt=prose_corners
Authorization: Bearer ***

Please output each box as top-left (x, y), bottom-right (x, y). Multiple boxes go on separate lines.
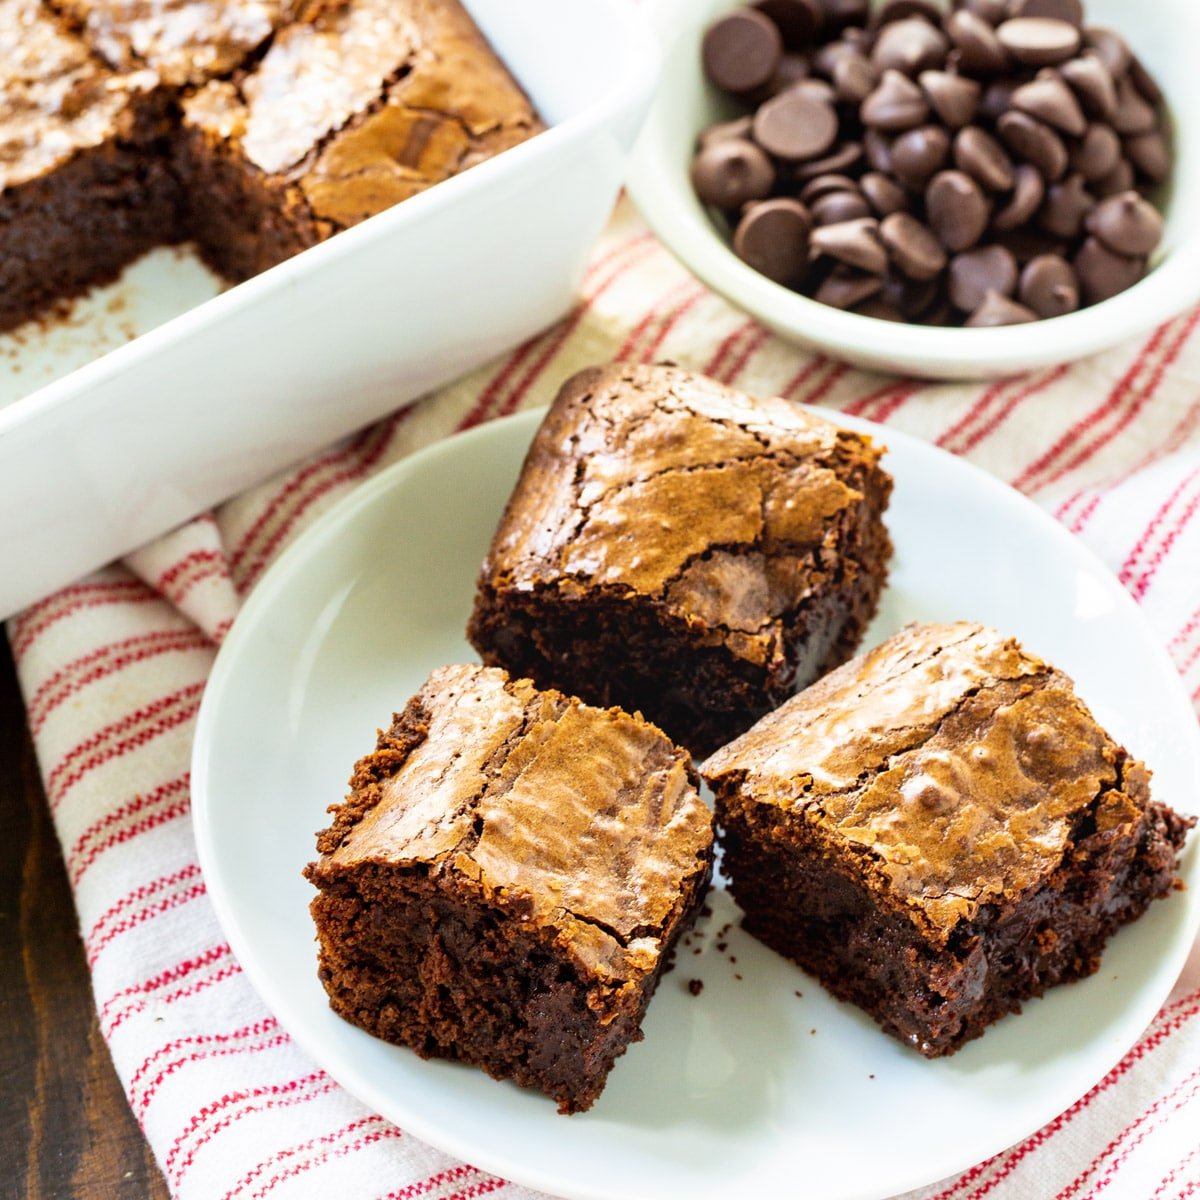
top-left (1124, 130), bottom-right (1171, 184)
top-left (811, 217), bottom-right (889, 273)
top-left (965, 290), bottom-right (1040, 325)
top-left (954, 125), bottom-right (1015, 192)
top-left (873, 0), bottom-right (943, 27)
top-left (1010, 0), bottom-right (1084, 29)
top-left (769, 53), bottom-right (813, 94)
top-left (993, 163), bottom-right (1046, 232)
top-left (996, 18), bottom-right (1081, 66)
top-left (1069, 123), bottom-right (1122, 182)
top-left (1112, 76), bottom-right (1157, 136)
top-left (792, 141), bottom-right (865, 179)
top-left (1074, 235), bottom-right (1146, 302)
top-left (1093, 157), bottom-right (1135, 198)
top-left (1084, 27), bottom-right (1132, 79)
top-left (880, 211), bottom-right (948, 280)
top-left (799, 172), bottom-right (861, 203)
top-left (753, 89), bottom-right (839, 159)
top-left (946, 10), bottom-right (1009, 74)
top-left (1085, 190), bottom-right (1164, 256)
top-left (927, 170), bottom-right (990, 252)
top-left (815, 265), bottom-right (884, 307)
top-left (703, 11), bottom-right (784, 94)
top-left (864, 128), bottom-right (895, 173)
top-left (832, 52), bottom-right (879, 103)
top-left (812, 189), bottom-right (873, 224)
top-left (861, 171), bottom-right (909, 216)
top-left (871, 18), bottom-right (950, 76)
top-left (698, 115), bottom-right (755, 149)
top-left (881, 273), bottom-right (941, 317)
top-left (949, 243), bottom-right (1019, 310)
top-left (891, 125), bottom-right (951, 189)
top-left (1059, 55), bottom-right (1117, 120)
top-left (1019, 253), bottom-right (1080, 316)
top-left (813, 37), bottom-right (859, 78)
top-left (691, 139), bottom-right (777, 209)
top-left (1011, 75), bottom-right (1087, 136)
top-left (1040, 173), bottom-right (1095, 238)
top-left (752, 0), bottom-right (824, 49)
top-left (733, 198), bottom-right (813, 284)
top-left (789, 77), bottom-right (839, 105)
top-left (861, 69), bottom-right (931, 130)
top-left (919, 70), bottom-right (981, 128)
top-left (997, 110), bottom-right (1069, 180)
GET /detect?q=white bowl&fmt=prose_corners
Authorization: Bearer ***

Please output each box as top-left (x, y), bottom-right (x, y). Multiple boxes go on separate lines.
top-left (0, 0), bottom-right (658, 621)
top-left (627, 0), bottom-right (1200, 379)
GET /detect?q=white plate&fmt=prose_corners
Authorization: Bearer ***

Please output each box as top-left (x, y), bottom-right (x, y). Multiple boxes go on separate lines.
top-left (193, 409), bottom-right (1200, 1200)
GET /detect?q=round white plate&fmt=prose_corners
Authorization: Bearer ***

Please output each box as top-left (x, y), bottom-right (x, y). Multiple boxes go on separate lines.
top-left (193, 408), bottom-right (1199, 1200)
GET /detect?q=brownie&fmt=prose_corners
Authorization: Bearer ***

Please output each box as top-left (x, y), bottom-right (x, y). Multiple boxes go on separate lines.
top-left (304, 664), bottom-right (714, 1114)
top-left (0, 0), bottom-right (542, 329)
top-left (703, 621), bottom-right (1194, 1056)
top-left (176, 0), bottom-right (543, 281)
top-left (0, 0), bottom-right (181, 332)
top-left (467, 363), bottom-right (893, 757)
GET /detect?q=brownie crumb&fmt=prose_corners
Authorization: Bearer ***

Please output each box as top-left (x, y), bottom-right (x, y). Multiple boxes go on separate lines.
top-left (687, 979), bottom-right (704, 996)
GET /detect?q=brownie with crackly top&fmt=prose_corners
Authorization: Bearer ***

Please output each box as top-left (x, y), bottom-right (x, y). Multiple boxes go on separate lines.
top-left (304, 663), bottom-right (714, 1114)
top-left (466, 362), bottom-right (893, 757)
top-left (176, 0), bottom-right (543, 281)
top-left (703, 621), bottom-right (1194, 1056)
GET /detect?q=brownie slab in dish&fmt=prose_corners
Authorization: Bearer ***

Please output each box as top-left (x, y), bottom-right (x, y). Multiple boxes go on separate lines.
top-left (467, 362), bottom-right (893, 756)
top-left (703, 621), bottom-right (1194, 1057)
top-left (1, 0), bottom-right (543, 328)
top-left (177, 0), bottom-right (544, 281)
top-left (0, 0), bottom-right (181, 332)
top-left (305, 663), bottom-right (714, 1115)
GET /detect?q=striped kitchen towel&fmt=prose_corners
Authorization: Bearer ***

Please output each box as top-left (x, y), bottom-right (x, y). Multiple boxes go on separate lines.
top-left (8, 196), bottom-right (1200, 1200)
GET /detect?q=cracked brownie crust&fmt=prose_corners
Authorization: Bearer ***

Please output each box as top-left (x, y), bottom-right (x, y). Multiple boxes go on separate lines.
top-left (703, 621), bottom-right (1194, 1056)
top-left (304, 663), bottom-right (714, 1114)
top-left (467, 363), bottom-right (893, 757)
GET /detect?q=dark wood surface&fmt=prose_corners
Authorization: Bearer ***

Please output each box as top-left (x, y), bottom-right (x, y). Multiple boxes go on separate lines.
top-left (0, 637), bottom-right (169, 1200)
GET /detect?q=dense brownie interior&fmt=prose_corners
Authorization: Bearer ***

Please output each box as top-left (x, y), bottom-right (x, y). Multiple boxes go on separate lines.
top-left (704, 622), bottom-right (1194, 1056)
top-left (305, 664), bottom-right (714, 1113)
top-left (468, 363), bottom-right (893, 757)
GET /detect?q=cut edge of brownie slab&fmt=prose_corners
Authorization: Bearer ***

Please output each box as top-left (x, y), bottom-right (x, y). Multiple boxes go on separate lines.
top-left (0, 0), bottom-right (183, 332)
top-left (702, 621), bottom-right (1194, 1057)
top-left (467, 362), bottom-right (893, 758)
top-left (304, 663), bottom-right (714, 1114)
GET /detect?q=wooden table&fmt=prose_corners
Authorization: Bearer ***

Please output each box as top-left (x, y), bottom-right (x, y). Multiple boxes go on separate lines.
top-left (1, 637), bottom-right (169, 1199)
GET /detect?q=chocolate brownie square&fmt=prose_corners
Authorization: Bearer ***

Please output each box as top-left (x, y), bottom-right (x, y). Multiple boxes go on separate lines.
top-left (467, 363), bottom-right (893, 757)
top-left (305, 664), bottom-right (714, 1114)
top-left (703, 621), bottom-right (1194, 1056)
top-left (0, 0), bottom-right (181, 332)
top-left (176, 0), bottom-right (543, 281)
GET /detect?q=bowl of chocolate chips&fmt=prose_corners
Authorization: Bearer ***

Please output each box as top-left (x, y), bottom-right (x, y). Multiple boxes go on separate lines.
top-left (627, 0), bottom-right (1200, 378)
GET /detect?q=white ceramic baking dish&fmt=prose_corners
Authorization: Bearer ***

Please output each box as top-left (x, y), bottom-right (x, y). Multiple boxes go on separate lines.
top-left (0, 0), bottom-right (658, 620)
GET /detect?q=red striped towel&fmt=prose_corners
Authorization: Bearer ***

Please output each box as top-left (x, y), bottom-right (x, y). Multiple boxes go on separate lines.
top-left (8, 197), bottom-right (1200, 1200)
